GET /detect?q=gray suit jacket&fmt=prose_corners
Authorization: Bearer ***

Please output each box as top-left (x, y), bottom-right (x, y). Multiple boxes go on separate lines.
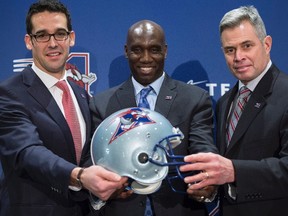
top-left (216, 64), bottom-right (288, 216)
top-left (90, 74), bottom-right (218, 216)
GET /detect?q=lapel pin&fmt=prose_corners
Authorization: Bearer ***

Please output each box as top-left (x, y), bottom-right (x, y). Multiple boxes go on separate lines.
top-left (254, 103), bottom-right (261, 108)
top-left (81, 93), bottom-right (86, 98)
top-left (165, 96), bottom-right (172, 100)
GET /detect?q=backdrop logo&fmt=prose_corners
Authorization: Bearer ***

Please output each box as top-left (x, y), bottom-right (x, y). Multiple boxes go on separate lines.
top-left (187, 79), bottom-right (230, 97)
top-left (13, 52), bottom-right (96, 96)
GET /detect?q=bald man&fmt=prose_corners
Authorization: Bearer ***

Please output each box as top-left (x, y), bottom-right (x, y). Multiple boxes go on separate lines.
top-left (89, 20), bottom-right (218, 216)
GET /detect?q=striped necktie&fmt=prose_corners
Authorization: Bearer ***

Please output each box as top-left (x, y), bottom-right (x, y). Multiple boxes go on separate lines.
top-left (226, 86), bottom-right (251, 145)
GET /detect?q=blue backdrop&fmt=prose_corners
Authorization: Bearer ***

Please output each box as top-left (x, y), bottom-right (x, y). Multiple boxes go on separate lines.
top-left (1, 0), bottom-right (288, 214)
top-left (1, 0), bottom-right (288, 102)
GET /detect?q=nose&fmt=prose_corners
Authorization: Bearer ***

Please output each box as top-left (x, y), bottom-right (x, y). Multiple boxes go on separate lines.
top-left (140, 50), bottom-right (152, 62)
top-left (47, 35), bottom-right (57, 47)
top-left (234, 49), bottom-right (244, 62)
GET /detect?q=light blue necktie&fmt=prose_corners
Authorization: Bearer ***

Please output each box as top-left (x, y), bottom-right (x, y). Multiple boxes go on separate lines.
top-left (138, 86), bottom-right (154, 216)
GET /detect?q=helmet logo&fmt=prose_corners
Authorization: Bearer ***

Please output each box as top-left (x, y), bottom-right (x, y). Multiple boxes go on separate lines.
top-left (109, 108), bottom-right (156, 144)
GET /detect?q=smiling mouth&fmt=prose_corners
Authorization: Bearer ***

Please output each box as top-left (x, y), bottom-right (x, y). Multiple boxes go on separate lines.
top-left (139, 66), bottom-right (154, 73)
top-left (47, 52), bottom-right (61, 57)
top-left (234, 65), bottom-right (250, 72)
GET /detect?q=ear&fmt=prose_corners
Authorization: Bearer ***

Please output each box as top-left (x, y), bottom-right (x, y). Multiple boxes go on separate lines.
top-left (69, 31), bottom-right (75, 47)
top-left (164, 44), bottom-right (168, 58)
top-left (124, 45), bottom-right (128, 58)
top-left (264, 35), bottom-right (272, 54)
top-left (24, 34), bottom-right (33, 50)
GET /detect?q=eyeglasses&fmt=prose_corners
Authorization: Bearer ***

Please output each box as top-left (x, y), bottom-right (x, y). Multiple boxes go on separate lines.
top-left (30, 30), bottom-right (71, 43)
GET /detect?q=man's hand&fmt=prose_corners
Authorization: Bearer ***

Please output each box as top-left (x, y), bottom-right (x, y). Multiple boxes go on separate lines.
top-left (180, 152), bottom-right (235, 190)
top-left (187, 185), bottom-right (217, 202)
top-left (109, 182), bottom-right (134, 200)
top-left (76, 165), bottom-right (128, 201)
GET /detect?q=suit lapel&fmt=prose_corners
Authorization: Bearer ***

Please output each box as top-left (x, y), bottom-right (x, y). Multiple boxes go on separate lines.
top-left (116, 79), bottom-right (137, 107)
top-left (218, 86), bottom-right (237, 155)
top-left (155, 75), bottom-right (177, 117)
top-left (226, 65), bottom-right (277, 154)
top-left (227, 94), bottom-right (266, 152)
top-left (23, 68), bottom-right (78, 162)
top-left (23, 68), bottom-right (69, 132)
top-left (111, 76), bottom-right (176, 118)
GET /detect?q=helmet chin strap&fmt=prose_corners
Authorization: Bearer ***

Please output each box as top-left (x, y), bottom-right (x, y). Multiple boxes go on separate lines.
top-left (170, 127), bottom-right (184, 149)
top-left (130, 180), bottom-right (162, 194)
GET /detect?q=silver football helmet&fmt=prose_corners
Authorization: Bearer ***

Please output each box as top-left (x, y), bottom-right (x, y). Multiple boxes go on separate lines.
top-left (91, 107), bottom-right (184, 194)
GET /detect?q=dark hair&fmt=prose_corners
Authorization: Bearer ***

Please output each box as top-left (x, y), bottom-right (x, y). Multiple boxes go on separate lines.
top-left (26, 0), bottom-right (72, 34)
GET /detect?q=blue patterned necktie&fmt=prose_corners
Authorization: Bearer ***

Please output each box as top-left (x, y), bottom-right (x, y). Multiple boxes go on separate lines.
top-left (138, 87), bottom-right (152, 109)
top-left (144, 196), bottom-right (153, 216)
top-left (137, 86), bottom-right (154, 216)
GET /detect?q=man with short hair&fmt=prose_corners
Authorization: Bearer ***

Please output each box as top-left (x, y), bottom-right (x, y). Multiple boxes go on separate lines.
top-left (180, 6), bottom-right (288, 216)
top-left (90, 19), bottom-right (218, 216)
top-left (0, 1), bottom-right (125, 215)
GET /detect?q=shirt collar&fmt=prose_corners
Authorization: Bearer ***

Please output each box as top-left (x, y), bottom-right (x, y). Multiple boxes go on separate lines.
top-left (238, 60), bottom-right (272, 92)
top-left (132, 72), bottom-right (165, 96)
top-left (32, 63), bottom-right (67, 89)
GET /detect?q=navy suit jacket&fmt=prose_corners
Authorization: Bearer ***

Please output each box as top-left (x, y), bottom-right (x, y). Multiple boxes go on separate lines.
top-left (0, 66), bottom-right (92, 216)
top-left (216, 64), bottom-right (288, 216)
top-left (89, 75), bottom-right (218, 216)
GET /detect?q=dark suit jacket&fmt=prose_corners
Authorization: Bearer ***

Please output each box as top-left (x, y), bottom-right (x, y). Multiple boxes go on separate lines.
top-left (89, 75), bottom-right (218, 216)
top-left (0, 66), bottom-right (92, 216)
top-left (216, 64), bottom-right (288, 216)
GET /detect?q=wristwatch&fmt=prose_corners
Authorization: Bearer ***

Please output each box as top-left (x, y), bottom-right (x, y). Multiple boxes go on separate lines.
top-left (71, 168), bottom-right (85, 190)
top-left (77, 168), bottom-right (85, 188)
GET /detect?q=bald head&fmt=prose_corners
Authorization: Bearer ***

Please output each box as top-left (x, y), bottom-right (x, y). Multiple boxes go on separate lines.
top-left (125, 20), bottom-right (167, 86)
top-left (126, 20), bottom-right (166, 45)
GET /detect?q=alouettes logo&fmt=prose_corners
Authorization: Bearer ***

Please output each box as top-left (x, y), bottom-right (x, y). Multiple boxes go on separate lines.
top-left (12, 52), bottom-right (97, 96)
top-left (109, 108), bottom-right (156, 144)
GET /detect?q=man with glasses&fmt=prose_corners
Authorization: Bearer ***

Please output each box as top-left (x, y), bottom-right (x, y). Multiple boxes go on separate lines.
top-left (0, 1), bottom-right (126, 216)
top-left (30, 30), bottom-right (71, 43)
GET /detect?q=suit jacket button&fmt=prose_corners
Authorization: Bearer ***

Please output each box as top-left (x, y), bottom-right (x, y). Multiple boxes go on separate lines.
top-left (139, 201), bottom-right (145, 207)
